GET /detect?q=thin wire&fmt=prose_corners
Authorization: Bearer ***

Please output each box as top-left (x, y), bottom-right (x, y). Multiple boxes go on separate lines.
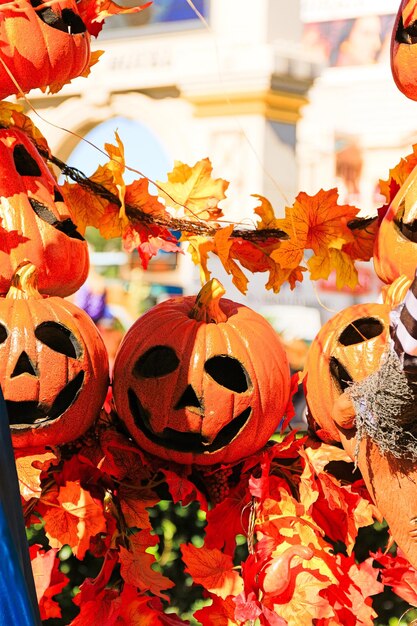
top-left (184, 0), bottom-right (290, 206)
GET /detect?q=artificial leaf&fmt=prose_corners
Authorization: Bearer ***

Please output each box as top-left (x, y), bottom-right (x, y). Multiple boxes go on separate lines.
top-left (60, 180), bottom-right (110, 236)
top-left (205, 482), bottom-right (251, 555)
top-left (15, 449), bottom-right (58, 502)
top-left (273, 569), bottom-right (335, 625)
top-left (214, 225), bottom-right (249, 293)
top-left (274, 189), bottom-right (358, 269)
top-left (30, 545), bottom-right (68, 621)
top-left (181, 544), bottom-right (243, 599)
top-left (78, 0), bottom-right (153, 37)
top-left (0, 102), bottom-right (49, 152)
top-left (119, 530), bottom-right (174, 599)
top-left (71, 588), bottom-right (121, 626)
top-left (157, 158), bottom-right (228, 220)
top-left (119, 485), bottom-right (158, 530)
top-left (185, 235), bottom-right (214, 284)
top-left (379, 145), bottom-right (417, 203)
top-left (194, 594), bottom-right (238, 626)
top-left (43, 481), bottom-right (106, 559)
top-left (161, 469), bottom-right (207, 511)
top-left (374, 549), bottom-right (417, 606)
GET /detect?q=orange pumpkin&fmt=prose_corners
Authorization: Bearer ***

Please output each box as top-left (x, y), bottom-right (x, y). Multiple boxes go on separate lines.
top-left (0, 127), bottom-right (89, 297)
top-left (374, 165), bottom-right (417, 285)
top-left (112, 279), bottom-right (291, 466)
top-left (0, 0), bottom-right (90, 98)
top-left (1, 263), bottom-right (109, 450)
top-left (304, 303), bottom-right (391, 443)
top-left (391, 0), bottom-right (417, 101)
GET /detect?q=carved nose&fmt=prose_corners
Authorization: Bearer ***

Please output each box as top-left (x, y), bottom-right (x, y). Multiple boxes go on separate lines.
top-left (11, 352), bottom-right (37, 378)
top-left (174, 384), bottom-right (201, 410)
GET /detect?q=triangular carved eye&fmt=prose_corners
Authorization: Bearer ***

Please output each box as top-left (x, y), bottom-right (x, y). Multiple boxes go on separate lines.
top-left (338, 317), bottom-right (384, 346)
top-left (35, 322), bottom-right (81, 358)
top-left (134, 346), bottom-right (179, 378)
top-left (204, 355), bottom-right (250, 393)
top-left (13, 144), bottom-right (41, 177)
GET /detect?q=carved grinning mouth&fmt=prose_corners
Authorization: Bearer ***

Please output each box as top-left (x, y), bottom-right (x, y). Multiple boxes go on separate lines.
top-left (128, 389), bottom-right (251, 454)
top-left (6, 370), bottom-right (85, 427)
top-left (30, 0), bottom-right (86, 34)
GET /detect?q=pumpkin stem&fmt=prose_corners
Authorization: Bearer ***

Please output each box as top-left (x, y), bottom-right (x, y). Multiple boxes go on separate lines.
top-left (7, 262), bottom-right (42, 300)
top-left (189, 279), bottom-right (228, 323)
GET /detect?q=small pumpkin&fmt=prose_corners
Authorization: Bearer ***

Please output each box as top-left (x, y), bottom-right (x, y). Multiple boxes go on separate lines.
top-left (1, 263), bottom-right (109, 449)
top-left (112, 279), bottom-right (291, 466)
top-left (304, 302), bottom-right (391, 443)
top-left (0, 0), bottom-right (90, 98)
top-left (0, 127), bottom-right (89, 297)
top-left (374, 164), bottom-right (417, 285)
top-left (391, 0), bottom-right (417, 101)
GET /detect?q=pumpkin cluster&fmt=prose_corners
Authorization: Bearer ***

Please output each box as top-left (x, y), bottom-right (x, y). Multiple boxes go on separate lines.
top-left (0, 3), bottom-right (110, 451)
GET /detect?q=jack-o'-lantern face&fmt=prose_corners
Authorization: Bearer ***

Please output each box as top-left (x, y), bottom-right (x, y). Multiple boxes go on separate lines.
top-left (374, 165), bottom-right (417, 284)
top-left (305, 303), bottom-right (391, 443)
top-left (0, 270), bottom-right (109, 449)
top-left (0, 127), bottom-right (89, 297)
top-left (0, 0), bottom-right (91, 98)
top-left (113, 281), bottom-right (291, 466)
top-left (391, 0), bottom-right (417, 101)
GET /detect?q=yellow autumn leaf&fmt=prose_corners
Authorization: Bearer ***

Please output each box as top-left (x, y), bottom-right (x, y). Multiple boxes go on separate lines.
top-left (379, 145), bottom-right (417, 203)
top-left (252, 194), bottom-right (283, 229)
top-left (157, 158), bottom-right (229, 220)
top-left (184, 235), bottom-right (215, 285)
top-left (307, 249), bottom-right (358, 290)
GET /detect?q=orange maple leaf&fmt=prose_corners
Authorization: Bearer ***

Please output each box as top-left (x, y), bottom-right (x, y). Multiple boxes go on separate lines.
top-left (275, 189), bottom-right (358, 261)
top-left (0, 102), bottom-right (49, 153)
top-left (181, 544), bottom-right (243, 600)
top-left (15, 449), bottom-right (58, 502)
top-left (157, 158), bottom-right (228, 221)
top-left (119, 485), bottom-right (159, 530)
top-left (379, 145), bottom-right (417, 203)
top-left (119, 530), bottom-right (174, 600)
top-left (43, 481), bottom-right (106, 559)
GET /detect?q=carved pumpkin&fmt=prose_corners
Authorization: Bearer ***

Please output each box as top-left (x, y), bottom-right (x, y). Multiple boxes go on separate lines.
top-left (0, 127), bottom-right (89, 297)
top-left (304, 302), bottom-right (391, 443)
top-left (391, 0), bottom-right (417, 101)
top-left (0, 0), bottom-right (91, 98)
top-left (0, 263), bottom-right (109, 450)
top-left (374, 164), bottom-right (417, 285)
top-left (112, 279), bottom-right (291, 466)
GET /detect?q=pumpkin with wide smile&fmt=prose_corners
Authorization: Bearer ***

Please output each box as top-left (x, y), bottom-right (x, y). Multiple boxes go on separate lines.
top-left (112, 279), bottom-right (291, 466)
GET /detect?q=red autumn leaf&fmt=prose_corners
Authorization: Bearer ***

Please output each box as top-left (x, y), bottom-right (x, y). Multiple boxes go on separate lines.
top-left (30, 545), bottom-right (69, 621)
top-left (0, 220), bottom-right (29, 253)
top-left (194, 594), bottom-right (238, 626)
top-left (204, 482), bottom-right (251, 555)
top-left (234, 591), bottom-right (262, 622)
top-left (119, 586), bottom-right (190, 625)
top-left (119, 530), bottom-right (174, 599)
top-left (77, 0), bottom-right (153, 37)
top-left (71, 587), bottom-right (121, 626)
top-left (119, 485), bottom-right (159, 530)
top-left (374, 549), bottom-right (417, 606)
top-left (161, 468), bottom-right (207, 511)
top-left (181, 544), bottom-right (243, 599)
top-left (43, 481), bottom-right (107, 559)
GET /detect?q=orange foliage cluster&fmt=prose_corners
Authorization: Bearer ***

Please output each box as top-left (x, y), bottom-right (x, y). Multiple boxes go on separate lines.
top-left (14, 402), bottom-right (417, 625)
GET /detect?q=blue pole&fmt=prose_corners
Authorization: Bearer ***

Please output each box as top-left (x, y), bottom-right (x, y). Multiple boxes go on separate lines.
top-left (0, 387), bottom-right (41, 625)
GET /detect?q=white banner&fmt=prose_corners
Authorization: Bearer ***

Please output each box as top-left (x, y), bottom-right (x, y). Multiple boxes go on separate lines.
top-left (301, 0), bottom-right (399, 22)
